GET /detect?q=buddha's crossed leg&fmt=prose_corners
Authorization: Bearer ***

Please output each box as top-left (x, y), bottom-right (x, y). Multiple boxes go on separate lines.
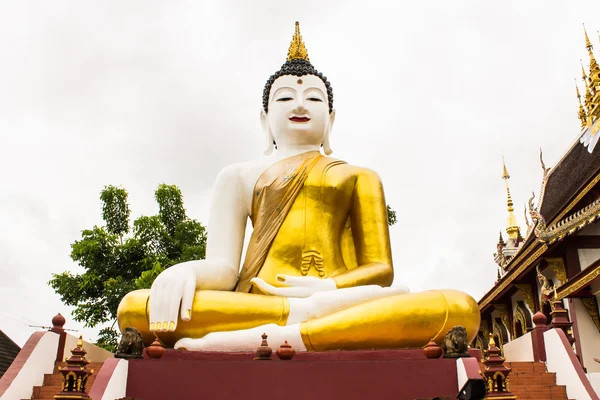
top-left (118, 286), bottom-right (479, 351)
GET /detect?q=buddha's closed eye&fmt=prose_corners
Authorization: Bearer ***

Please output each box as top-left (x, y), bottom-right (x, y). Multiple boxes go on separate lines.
top-left (276, 97), bottom-right (293, 102)
top-left (307, 97), bottom-right (323, 102)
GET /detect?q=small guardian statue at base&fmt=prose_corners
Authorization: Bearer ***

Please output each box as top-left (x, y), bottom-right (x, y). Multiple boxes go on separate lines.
top-left (115, 327), bottom-right (144, 359)
top-left (441, 326), bottom-right (470, 358)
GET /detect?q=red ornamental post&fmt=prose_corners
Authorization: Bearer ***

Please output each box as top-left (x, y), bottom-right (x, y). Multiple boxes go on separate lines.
top-left (531, 311), bottom-right (547, 362)
top-left (482, 335), bottom-right (516, 399)
top-left (548, 297), bottom-right (575, 346)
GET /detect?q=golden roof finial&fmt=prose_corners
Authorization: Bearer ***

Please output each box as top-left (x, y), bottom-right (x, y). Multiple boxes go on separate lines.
top-left (502, 158), bottom-right (520, 240)
top-left (77, 335), bottom-right (83, 347)
top-left (287, 21), bottom-right (310, 61)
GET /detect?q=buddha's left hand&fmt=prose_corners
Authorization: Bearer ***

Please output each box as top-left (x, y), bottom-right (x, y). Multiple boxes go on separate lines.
top-left (250, 275), bottom-right (336, 297)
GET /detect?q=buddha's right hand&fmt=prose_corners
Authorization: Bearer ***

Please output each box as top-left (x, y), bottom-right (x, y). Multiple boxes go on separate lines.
top-left (148, 262), bottom-right (197, 333)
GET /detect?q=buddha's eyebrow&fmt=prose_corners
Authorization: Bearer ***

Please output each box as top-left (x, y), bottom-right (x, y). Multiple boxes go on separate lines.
top-left (303, 87), bottom-right (325, 95)
top-left (271, 87), bottom-right (295, 99)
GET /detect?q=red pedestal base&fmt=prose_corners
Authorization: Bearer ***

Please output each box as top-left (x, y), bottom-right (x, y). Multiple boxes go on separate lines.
top-left (126, 349), bottom-right (476, 400)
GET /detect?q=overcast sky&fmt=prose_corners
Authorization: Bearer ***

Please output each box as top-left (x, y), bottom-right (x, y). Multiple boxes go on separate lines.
top-left (1, 0), bottom-right (599, 346)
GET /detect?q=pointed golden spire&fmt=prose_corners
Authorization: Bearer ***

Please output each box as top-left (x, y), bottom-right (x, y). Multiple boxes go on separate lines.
top-left (502, 158), bottom-right (520, 240)
top-left (581, 59), bottom-right (593, 108)
top-left (584, 24), bottom-right (593, 50)
top-left (584, 25), bottom-right (600, 82)
top-left (77, 335), bottom-right (83, 347)
top-left (576, 79), bottom-right (588, 128)
top-left (286, 22), bottom-right (310, 61)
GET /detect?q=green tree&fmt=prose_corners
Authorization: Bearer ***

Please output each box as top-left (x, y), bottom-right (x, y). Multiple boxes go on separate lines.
top-left (49, 184), bottom-right (206, 351)
top-left (387, 205), bottom-right (397, 226)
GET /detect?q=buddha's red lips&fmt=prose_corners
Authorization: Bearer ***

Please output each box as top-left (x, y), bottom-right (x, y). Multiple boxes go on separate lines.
top-left (289, 116), bottom-right (310, 122)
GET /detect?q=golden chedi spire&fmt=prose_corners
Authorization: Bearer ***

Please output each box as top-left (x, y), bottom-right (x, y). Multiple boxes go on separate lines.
top-left (502, 158), bottom-right (520, 240)
top-left (576, 79), bottom-right (588, 129)
top-left (287, 22), bottom-right (310, 61)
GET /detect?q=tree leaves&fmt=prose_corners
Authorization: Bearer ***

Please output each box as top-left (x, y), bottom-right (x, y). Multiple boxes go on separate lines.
top-left (100, 186), bottom-right (130, 238)
top-left (48, 184), bottom-right (207, 349)
top-left (387, 205), bottom-right (397, 226)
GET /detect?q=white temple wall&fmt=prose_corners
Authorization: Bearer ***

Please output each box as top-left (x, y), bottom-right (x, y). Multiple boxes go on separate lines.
top-left (573, 299), bottom-right (600, 373)
top-left (503, 332), bottom-right (534, 362)
top-left (577, 248), bottom-right (600, 270)
top-left (578, 223), bottom-right (600, 236)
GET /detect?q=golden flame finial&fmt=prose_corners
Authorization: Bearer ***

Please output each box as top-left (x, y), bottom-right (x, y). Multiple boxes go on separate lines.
top-left (77, 335), bottom-right (83, 347)
top-left (287, 22), bottom-right (310, 61)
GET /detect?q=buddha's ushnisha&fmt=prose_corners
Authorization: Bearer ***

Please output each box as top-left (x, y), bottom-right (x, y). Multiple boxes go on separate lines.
top-left (117, 22), bottom-right (480, 351)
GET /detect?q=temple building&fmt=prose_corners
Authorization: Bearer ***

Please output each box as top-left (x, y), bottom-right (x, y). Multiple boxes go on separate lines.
top-left (477, 26), bottom-right (600, 391)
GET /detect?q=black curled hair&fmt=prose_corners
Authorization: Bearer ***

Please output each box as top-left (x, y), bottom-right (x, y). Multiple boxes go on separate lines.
top-left (262, 59), bottom-right (334, 114)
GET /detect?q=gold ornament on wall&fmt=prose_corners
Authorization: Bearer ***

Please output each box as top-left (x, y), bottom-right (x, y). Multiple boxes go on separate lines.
top-left (581, 297), bottom-right (600, 333)
top-left (545, 257), bottom-right (567, 286)
top-left (515, 284), bottom-right (536, 314)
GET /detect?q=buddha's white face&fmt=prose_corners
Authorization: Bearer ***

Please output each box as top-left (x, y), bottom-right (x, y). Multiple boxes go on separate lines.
top-left (262, 74), bottom-right (335, 150)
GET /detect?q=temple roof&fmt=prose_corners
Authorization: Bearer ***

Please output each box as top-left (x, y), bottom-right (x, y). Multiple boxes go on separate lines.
top-left (0, 329), bottom-right (20, 378)
top-left (539, 136), bottom-right (600, 224)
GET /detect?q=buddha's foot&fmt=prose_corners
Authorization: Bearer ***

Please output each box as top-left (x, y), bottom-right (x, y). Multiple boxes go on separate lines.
top-left (174, 323), bottom-right (306, 352)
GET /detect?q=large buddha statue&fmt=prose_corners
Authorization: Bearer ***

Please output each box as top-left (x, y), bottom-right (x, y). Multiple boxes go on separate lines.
top-left (117, 22), bottom-right (480, 352)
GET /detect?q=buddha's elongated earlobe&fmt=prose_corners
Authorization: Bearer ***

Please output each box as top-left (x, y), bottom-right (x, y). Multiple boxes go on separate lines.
top-left (261, 110), bottom-right (274, 155)
top-left (322, 109), bottom-right (336, 155)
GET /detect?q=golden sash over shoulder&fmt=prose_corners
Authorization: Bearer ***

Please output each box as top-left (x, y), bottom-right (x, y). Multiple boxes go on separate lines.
top-left (235, 151), bottom-right (324, 293)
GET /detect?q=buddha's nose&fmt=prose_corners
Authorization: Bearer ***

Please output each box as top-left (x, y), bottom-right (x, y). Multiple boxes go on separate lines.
top-left (293, 97), bottom-right (307, 113)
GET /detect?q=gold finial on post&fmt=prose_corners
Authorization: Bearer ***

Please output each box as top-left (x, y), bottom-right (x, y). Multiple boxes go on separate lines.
top-left (488, 333), bottom-right (496, 348)
top-left (287, 21), bottom-right (310, 61)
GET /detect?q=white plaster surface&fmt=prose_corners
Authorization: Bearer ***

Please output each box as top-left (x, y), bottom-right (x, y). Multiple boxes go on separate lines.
top-left (503, 332), bottom-right (534, 362)
top-left (63, 333), bottom-right (113, 362)
top-left (578, 224), bottom-right (600, 236)
top-left (590, 373), bottom-right (600, 398)
top-left (573, 299), bottom-right (600, 373)
top-left (0, 332), bottom-right (58, 400)
top-left (456, 358), bottom-right (468, 394)
top-left (578, 248), bottom-right (600, 270)
top-left (100, 359), bottom-right (128, 400)
top-left (544, 328), bottom-right (598, 400)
